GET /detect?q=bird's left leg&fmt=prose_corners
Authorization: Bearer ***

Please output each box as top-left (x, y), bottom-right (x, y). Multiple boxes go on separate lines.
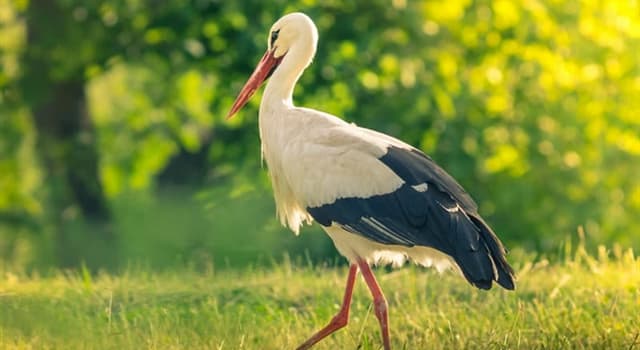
top-left (357, 259), bottom-right (391, 350)
top-left (296, 264), bottom-right (359, 350)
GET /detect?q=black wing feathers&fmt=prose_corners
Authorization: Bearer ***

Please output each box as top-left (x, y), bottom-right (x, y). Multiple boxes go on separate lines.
top-left (307, 146), bottom-right (515, 290)
top-left (470, 216), bottom-right (516, 290)
top-left (380, 147), bottom-right (479, 212)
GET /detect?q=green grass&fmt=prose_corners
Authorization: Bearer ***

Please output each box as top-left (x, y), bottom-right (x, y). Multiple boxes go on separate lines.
top-left (1, 246), bottom-right (639, 350)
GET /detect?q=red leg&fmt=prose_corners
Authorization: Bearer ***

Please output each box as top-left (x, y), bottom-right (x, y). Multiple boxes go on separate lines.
top-left (296, 264), bottom-right (359, 350)
top-left (357, 259), bottom-right (391, 350)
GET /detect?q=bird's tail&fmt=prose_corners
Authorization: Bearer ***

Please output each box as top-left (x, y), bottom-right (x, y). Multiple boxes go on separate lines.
top-left (454, 215), bottom-right (516, 291)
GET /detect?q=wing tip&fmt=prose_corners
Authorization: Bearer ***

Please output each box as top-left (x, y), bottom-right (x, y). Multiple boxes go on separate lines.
top-left (469, 268), bottom-right (516, 291)
top-left (495, 267), bottom-right (517, 290)
top-left (463, 216), bottom-right (517, 291)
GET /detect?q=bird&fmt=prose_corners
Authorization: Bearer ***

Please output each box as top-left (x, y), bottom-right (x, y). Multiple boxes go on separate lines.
top-left (226, 12), bottom-right (515, 350)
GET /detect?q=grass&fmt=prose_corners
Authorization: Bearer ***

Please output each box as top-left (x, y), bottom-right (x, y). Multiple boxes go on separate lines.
top-left (1, 245), bottom-right (639, 350)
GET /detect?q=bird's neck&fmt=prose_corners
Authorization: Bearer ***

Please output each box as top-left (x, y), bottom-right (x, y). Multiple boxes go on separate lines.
top-left (261, 43), bottom-right (314, 112)
top-left (259, 41), bottom-right (316, 164)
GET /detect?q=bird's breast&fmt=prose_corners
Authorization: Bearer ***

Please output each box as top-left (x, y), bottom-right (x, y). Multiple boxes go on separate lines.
top-left (259, 120), bottom-right (313, 234)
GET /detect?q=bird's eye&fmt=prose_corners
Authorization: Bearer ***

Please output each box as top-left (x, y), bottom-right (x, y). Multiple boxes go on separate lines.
top-left (270, 29), bottom-right (280, 46)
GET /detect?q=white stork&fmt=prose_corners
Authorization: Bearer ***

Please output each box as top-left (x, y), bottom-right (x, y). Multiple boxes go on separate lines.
top-left (227, 12), bottom-right (515, 350)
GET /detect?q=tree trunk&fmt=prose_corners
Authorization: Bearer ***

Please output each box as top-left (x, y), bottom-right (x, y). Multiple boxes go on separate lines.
top-left (23, 1), bottom-right (114, 267)
top-left (30, 80), bottom-right (114, 266)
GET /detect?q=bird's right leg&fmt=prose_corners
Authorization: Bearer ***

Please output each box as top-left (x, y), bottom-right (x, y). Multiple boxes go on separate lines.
top-left (296, 264), bottom-right (359, 350)
top-left (357, 259), bottom-right (391, 350)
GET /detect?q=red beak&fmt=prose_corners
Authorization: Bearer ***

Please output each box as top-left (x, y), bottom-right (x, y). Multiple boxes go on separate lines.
top-left (226, 49), bottom-right (284, 119)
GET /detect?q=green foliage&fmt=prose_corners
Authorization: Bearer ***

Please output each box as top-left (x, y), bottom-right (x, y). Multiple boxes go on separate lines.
top-left (1, 0), bottom-right (640, 268)
top-left (1, 247), bottom-right (639, 349)
top-left (92, 0), bottom-right (639, 252)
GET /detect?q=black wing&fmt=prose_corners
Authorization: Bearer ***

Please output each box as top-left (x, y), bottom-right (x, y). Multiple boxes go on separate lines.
top-left (308, 146), bottom-right (515, 290)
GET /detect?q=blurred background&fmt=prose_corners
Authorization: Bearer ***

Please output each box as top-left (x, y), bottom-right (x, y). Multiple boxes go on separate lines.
top-left (1, 0), bottom-right (639, 272)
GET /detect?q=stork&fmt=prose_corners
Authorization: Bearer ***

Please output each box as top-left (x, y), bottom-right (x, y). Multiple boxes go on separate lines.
top-left (227, 12), bottom-right (515, 350)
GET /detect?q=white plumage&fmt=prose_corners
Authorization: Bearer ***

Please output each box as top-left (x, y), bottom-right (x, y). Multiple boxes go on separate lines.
top-left (227, 12), bottom-right (515, 350)
top-left (324, 224), bottom-right (456, 271)
top-left (263, 109), bottom-right (404, 226)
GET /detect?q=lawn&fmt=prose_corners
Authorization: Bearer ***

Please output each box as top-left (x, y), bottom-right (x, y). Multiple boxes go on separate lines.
top-left (1, 245), bottom-right (639, 350)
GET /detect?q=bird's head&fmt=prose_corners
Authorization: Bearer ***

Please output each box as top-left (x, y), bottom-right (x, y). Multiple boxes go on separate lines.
top-left (226, 12), bottom-right (318, 119)
top-left (268, 12), bottom-right (317, 60)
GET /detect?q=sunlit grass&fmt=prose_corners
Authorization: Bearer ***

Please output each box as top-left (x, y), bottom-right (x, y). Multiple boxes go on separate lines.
top-left (1, 245), bottom-right (639, 350)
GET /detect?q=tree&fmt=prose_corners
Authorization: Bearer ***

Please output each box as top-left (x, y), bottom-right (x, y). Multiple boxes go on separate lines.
top-left (2, 0), bottom-right (640, 269)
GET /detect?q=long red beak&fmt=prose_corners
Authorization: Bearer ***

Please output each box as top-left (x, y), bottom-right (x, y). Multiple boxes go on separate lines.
top-left (226, 49), bottom-right (283, 119)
